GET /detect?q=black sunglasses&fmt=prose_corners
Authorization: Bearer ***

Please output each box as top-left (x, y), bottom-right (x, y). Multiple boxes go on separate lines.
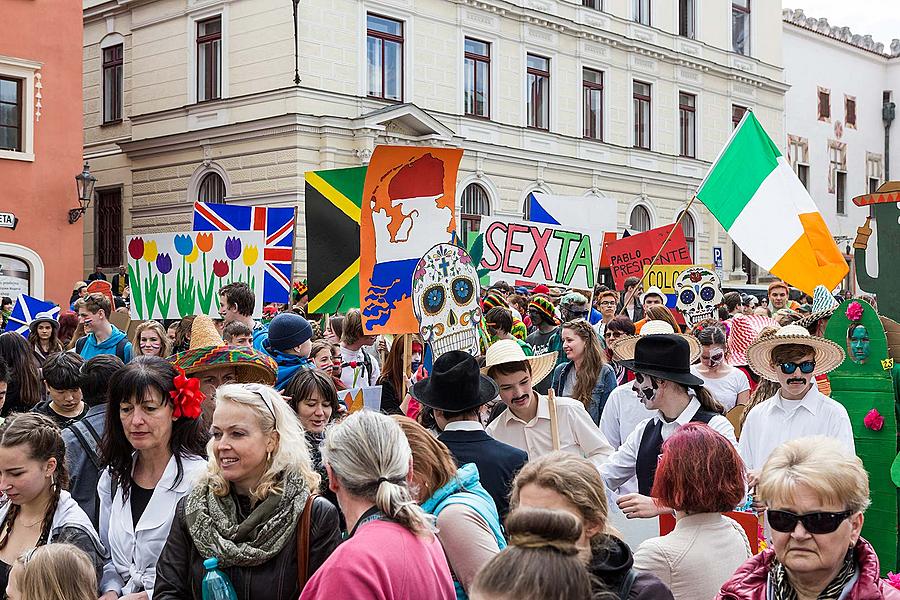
top-left (779, 360), bottom-right (816, 375)
top-left (767, 509), bottom-right (853, 534)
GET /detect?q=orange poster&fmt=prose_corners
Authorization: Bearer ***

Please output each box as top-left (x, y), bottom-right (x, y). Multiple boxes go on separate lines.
top-left (359, 146), bottom-right (463, 335)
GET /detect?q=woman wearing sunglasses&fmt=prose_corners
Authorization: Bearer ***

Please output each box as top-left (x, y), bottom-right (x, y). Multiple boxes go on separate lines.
top-left (738, 325), bottom-right (854, 478)
top-left (717, 436), bottom-right (900, 599)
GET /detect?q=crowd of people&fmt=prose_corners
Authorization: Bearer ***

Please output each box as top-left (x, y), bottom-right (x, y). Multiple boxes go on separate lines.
top-left (0, 271), bottom-right (898, 600)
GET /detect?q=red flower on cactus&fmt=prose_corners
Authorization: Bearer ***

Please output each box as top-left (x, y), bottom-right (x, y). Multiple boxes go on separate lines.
top-left (846, 301), bottom-right (864, 322)
top-left (128, 238), bottom-right (144, 260)
top-left (213, 260), bottom-right (229, 278)
top-left (170, 365), bottom-right (204, 420)
top-left (886, 572), bottom-right (900, 590)
top-left (864, 408), bottom-right (884, 431)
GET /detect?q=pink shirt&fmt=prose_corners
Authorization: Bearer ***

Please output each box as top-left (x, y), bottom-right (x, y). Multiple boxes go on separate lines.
top-left (299, 519), bottom-right (455, 600)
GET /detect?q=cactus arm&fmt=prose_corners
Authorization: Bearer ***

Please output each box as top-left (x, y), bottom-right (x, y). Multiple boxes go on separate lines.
top-left (855, 248), bottom-right (878, 293)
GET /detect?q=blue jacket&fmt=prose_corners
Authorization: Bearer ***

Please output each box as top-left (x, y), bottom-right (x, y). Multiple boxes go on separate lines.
top-left (421, 463), bottom-right (507, 600)
top-left (251, 322), bottom-right (269, 352)
top-left (263, 340), bottom-right (314, 390)
top-left (551, 361), bottom-right (617, 425)
top-left (60, 405), bottom-right (107, 527)
top-left (77, 325), bottom-right (132, 363)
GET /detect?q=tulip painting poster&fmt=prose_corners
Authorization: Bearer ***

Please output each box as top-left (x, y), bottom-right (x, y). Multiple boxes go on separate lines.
top-left (127, 231), bottom-right (265, 320)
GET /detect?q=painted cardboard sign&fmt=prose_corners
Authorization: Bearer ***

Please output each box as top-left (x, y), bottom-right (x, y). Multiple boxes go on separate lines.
top-left (337, 386), bottom-right (383, 413)
top-left (359, 146), bottom-right (463, 335)
top-left (127, 231), bottom-right (265, 320)
top-left (605, 224), bottom-right (692, 289)
top-left (478, 217), bottom-right (603, 290)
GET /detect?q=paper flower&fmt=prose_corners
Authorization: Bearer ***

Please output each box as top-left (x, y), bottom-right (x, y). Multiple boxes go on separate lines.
top-left (143, 240), bottom-right (158, 263)
top-left (174, 234), bottom-right (194, 257)
top-left (225, 236), bottom-right (242, 261)
top-left (128, 238), bottom-right (144, 260)
top-left (155, 253), bottom-right (173, 275)
top-left (864, 408), bottom-right (884, 431)
top-left (196, 233), bottom-right (214, 253)
top-left (886, 572), bottom-right (900, 590)
top-left (213, 259), bottom-right (229, 278)
top-left (170, 365), bottom-right (204, 420)
top-left (846, 301), bottom-right (864, 322)
top-left (242, 245), bottom-right (259, 267)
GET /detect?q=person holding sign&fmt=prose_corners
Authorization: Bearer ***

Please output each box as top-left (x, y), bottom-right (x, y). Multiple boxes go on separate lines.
top-left (551, 319), bottom-right (617, 425)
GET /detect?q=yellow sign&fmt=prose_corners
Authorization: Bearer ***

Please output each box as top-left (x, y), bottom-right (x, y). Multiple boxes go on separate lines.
top-left (642, 265), bottom-right (701, 295)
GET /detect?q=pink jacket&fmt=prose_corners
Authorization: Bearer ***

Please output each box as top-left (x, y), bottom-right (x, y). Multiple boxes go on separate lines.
top-left (716, 539), bottom-right (900, 600)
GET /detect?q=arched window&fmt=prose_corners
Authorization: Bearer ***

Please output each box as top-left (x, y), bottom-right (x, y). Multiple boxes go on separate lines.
top-left (678, 211), bottom-right (696, 260)
top-left (198, 171), bottom-right (226, 204)
top-left (629, 204), bottom-right (651, 232)
top-left (460, 183), bottom-right (490, 243)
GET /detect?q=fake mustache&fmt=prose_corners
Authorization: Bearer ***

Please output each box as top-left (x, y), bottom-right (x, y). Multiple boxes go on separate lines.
top-left (786, 377), bottom-right (807, 385)
top-left (513, 394), bottom-right (530, 404)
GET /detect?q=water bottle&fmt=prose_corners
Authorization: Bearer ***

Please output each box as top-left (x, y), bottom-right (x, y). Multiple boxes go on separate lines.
top-left (201, 557), bottom-right (238, 600)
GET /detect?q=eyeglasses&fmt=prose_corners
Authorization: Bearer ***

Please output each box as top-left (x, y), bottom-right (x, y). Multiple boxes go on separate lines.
top-left (779, 361), bottom-right (816, 375)
top-left (767, 509), bottom-right (853, 534)
top-left (598, 301), bottom-right (617, 307)
top-left (605, 330), bottom-right (626, 339)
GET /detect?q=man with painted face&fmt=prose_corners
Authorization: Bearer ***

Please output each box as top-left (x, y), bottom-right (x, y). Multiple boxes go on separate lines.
top-left (600, 334), bottom-right (736, 519)
top-left (739, 324), bottom-right (854, 476)
top-left (525, 295), bottom-right (565, 393)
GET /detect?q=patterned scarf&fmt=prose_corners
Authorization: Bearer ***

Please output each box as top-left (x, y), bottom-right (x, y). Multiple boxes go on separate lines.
top-left (770, 548), bottom-right (855, 600)
top-left (184, 470), bottom-right (309, 568)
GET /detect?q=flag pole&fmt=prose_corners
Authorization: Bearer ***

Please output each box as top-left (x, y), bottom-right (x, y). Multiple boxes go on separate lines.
top-left (616, 196), bottom-right (698, 316)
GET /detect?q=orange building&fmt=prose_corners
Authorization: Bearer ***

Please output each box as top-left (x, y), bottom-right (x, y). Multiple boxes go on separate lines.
top-left (0, 0), bottom-right (85, 309)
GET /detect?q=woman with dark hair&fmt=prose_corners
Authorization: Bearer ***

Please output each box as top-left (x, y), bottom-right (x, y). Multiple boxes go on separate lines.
top-left (97, 356), bottom-right (208, 600)
top-left (633, 423), bottom-right (750, 599)
top-left (551, 319), bottom-right (617, 425)
top-left (0, 332), bottom-right (43, 417)
top-left (28, 313), bottom-right (64, 365)
top-left (283, 369), bottom-right (340, 496)
top-left (689, 321), bottom-right (751, 412)
top-left (376, 332), bottom-right (416, 416)
top-left (172, 315), bottom-right (195, 354)
top-left (603, 315), bottom-right (637, 384)
top-left (0, 413), bottom-right (107, 595)
top-left (57, 311), bottom-right (80, 348)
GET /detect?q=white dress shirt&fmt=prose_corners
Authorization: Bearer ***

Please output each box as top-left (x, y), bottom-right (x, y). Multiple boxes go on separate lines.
top-left (486, 393), bottom-right (613, 471)
top-left (598, 381), bottom-right (656, 494)
top-left (738, 385), bottom-right (855, 473)
top-left (443, 420), bottom-right (485, 432)
top-left (601, 397), bottom-right (737, 494)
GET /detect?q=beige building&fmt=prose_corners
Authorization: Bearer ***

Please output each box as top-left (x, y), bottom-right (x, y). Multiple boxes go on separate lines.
top-left (82, 0), bottom-right (788, 287)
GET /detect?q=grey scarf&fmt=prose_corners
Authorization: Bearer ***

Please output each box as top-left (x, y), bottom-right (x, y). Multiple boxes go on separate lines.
top-left (184, 470), bottom-right (309, 568)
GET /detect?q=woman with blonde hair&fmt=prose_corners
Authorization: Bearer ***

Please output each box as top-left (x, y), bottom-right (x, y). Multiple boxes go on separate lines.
top-left (300, 410), bottom-right (455, 599)
top-left (551, 318), bottom-right (617, 424)
top-left (6, 543), bottom-right (97, 600)
top-left (511, 452), bottom-right (673, 599)
top-left (154, 383), bottom-right (341, 600)
top-left (132, 320), bottom-right (172, 358)
top-left (395, 416), bottom-right (505, 598)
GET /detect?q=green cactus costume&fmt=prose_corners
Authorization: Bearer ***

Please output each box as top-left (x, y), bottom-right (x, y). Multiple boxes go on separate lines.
top-left (824, 299), bottom-right (899, 574)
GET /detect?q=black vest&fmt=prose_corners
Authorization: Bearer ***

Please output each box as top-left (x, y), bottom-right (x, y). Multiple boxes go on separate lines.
top-left (635, 408), bottom-right (716, 495)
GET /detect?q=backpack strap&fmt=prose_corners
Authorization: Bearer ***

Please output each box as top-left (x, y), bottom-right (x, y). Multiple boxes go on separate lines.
top-left (297, 494), bottom-right (316, 587)
top-left (361, 351), bottom-right (374, 386)
top-left (75, 336), bottom-right (87, 354)
top-left (618, 568), bottom-right (637, 600)
top-left (68, 419), bottom-right (104, 471)
top-left (114, 338), bottom-right (128, 361)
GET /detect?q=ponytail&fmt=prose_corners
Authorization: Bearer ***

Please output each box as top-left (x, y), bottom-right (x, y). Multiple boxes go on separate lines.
top-left (374, 479), bottom-right (434, 537)
top-left (692, 385), bottom-right (725, 415)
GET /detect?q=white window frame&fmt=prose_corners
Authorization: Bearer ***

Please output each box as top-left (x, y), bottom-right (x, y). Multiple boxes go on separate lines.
top-left (187, 5), bottom-right (229, 105)
top-left (188, 162), bottom-right (231, 203)
top-left (0, 55), bottom-right (40, 162)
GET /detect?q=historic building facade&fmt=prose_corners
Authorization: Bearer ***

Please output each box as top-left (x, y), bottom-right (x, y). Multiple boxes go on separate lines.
top-left (782, 8), bottom-right (900, 293)
top-left (83, 0), bottom-right (787, 286)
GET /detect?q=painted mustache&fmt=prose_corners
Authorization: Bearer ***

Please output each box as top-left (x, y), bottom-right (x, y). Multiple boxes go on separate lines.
top-left (513, 395), bottom-right (530, 404)
top-left (786, 377), bottom-right (807, 385)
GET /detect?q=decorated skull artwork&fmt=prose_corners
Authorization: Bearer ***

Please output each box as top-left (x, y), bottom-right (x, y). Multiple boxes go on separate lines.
top-left (412, 243), bottom-right (482, 358)
top-left (674, 266), bottom-right (724, 326)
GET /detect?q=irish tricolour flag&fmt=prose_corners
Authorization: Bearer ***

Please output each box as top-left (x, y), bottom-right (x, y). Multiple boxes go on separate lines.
top-left (697, 111), bottom-right (848, 295)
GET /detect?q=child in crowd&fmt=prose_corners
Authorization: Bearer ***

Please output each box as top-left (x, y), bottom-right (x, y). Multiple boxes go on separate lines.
top-left (223, 321), bottom-right (254, 347)
top-left (32, 351), bottom-right (88, 428)
top-left (263, 312), bottom-right (315, 390)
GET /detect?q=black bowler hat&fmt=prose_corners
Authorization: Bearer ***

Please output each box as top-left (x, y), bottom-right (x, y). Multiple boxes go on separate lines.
top-left (410, 351), bottom-right (499, 412)
top-left (618, 334), bottom-right (704, 387)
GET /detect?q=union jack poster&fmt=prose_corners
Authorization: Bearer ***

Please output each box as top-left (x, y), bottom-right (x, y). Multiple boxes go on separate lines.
top-left (192, 202), bottom-right (296, 304)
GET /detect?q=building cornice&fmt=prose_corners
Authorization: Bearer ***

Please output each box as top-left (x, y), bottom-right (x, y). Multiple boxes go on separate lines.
top-left (782, 8), bottom-right (900, 59)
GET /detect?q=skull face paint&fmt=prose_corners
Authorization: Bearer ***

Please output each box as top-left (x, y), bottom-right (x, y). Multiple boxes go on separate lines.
top-left (675, 267), bottom-right (724, 327)
top-left (412, 243), bottom-right (482, 358)
top-left (632, 373), bottom-right (659, 408)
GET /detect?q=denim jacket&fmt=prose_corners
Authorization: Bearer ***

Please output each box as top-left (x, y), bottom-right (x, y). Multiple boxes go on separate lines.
top-left (551, 361), bottom-right (617, 425)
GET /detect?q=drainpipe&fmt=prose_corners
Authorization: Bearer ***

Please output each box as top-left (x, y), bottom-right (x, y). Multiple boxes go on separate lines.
top-left (884, 99), bottom-right (895, 180)
top-left (292, 0), bottom-right (301, 85)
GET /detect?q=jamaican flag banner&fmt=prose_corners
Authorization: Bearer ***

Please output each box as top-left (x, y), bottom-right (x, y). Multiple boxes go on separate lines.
top-left (304, 166), bottom-right (367, 314)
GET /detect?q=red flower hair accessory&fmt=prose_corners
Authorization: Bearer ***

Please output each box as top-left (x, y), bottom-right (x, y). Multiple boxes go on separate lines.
top-left (171, 365), bottom-right (205, 420)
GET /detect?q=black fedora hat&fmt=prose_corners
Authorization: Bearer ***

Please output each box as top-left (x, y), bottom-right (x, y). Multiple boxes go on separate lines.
top-left (410, 350), bottom-right (499, 412)
top-left (618, 334), bottom-right (704, 387)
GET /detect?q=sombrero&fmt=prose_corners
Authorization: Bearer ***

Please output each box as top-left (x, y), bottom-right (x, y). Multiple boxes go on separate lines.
top-left (745, 324), bottom-right (845, 382)
top-left (611, 320), bottom-right (701, 363)
top-left (169, 315), bottom-right (277, 385)
top-left (726, 314), bottom-right (779, 367)
top-left (796, 285), bottom-right (840, 330)
top-left (482, 339), bottom-right (557, 385)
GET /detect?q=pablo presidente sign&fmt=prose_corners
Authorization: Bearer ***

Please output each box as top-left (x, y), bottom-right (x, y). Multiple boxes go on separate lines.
top-left (478, 217), bottom-right (602, 289)
top-left (605, 224), bottom-right (692, 288)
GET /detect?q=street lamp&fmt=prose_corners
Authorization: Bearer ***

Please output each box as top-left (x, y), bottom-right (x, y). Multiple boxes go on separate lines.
top-left (69, 162), bottom-right (97, 224)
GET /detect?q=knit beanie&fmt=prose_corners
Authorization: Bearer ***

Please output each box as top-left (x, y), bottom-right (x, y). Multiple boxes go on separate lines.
top-left (482, 291), bottom-right (507, 312)
top-left (268, 313), bottom-right (313, 352)
top-left (528, 295), bottom-right (559, 325)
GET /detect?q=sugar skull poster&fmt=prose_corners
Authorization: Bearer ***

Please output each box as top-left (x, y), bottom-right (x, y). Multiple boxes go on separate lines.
top-left (359, 146), bottom-right (463, 335)
top-left (412, 243), bottom-right (482, 358)
top-left (674, 266), bottom-right (723, 326)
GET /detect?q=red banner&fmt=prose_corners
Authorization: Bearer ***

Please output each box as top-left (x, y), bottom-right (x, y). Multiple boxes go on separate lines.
top-left (605, 224), bottom-right (692, 289)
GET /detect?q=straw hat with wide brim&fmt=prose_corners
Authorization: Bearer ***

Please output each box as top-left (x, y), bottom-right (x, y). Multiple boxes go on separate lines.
top-left (169, 315), bottom-right (277, 385)
top-left (745, 324), bottom-right (845, 382)
top-left (611, 320), bottom-right (702, 363)
top-left (482, 339), bottom-right (557, 384)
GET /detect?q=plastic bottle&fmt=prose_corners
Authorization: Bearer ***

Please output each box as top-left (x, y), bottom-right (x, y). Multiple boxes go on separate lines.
top-left (201, 557), bottom-right (238, 600)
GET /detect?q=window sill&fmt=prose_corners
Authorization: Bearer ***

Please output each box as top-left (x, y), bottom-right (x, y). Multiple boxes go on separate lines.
top-left (101, 119), bottom-right (123, 127)
top-left (527, 125), bottom-right (550, 132)
top-left (633, 144), bottom-right (651, 151)
top-left (584, 135), bottom-right (604, 142)
top-left (679, 153), bottom-right (697, 159)
top-left (367, 95), bottom-right (403, 104)
top-left (464, 113), bottom-right (492, 121)
top-left (0, 149), bottom-right (35, 162)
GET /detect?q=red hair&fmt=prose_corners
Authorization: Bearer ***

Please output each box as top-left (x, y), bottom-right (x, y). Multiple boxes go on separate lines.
top-left (651, 423), bottom-right (745, 513)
